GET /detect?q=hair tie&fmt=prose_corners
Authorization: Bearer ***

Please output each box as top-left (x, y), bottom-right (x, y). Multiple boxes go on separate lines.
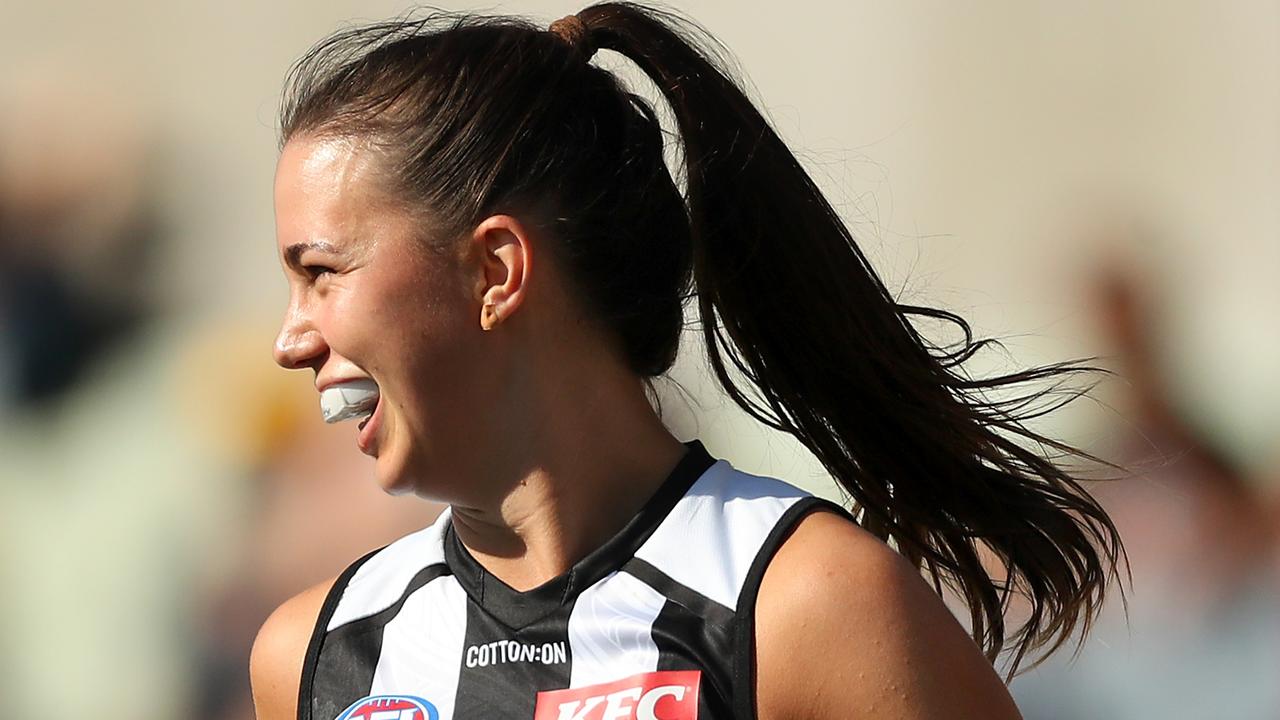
top-left (548, 14), bottom-right (596, 60)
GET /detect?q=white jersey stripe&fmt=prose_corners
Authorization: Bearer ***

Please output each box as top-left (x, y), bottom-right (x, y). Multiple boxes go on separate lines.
top-left (369, 575), bottom-right (469, 720)
top-left (635, 460), bottom-right (809, 610)
top-left (328, 508), bottom-right (452, 631)
top-left (567, 570), bottom-right (667, 688)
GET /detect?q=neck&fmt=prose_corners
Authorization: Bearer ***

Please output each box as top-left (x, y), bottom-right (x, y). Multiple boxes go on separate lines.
top-left (448, 360), bottom-right (688, 592)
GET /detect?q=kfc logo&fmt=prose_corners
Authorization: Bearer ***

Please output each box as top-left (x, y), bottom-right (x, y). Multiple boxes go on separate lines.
top-left (534, 670), bottom-right (700, 720)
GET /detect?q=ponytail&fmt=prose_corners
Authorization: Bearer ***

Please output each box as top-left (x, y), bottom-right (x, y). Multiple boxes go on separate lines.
top-left (577, 2), bottom-right (1123, 675)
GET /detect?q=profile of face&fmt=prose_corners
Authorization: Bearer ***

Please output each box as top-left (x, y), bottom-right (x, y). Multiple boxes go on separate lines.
top-left (272, 136), bottom-right (514, 497)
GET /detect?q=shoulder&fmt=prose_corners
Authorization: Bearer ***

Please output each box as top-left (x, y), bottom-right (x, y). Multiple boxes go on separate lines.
top-left (249, 575), bottom-right (338, 720)
top-left (753, 509), bottom-right (1022, 720)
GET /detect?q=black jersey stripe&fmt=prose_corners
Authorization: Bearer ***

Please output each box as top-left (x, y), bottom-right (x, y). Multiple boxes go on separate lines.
top-left (623, 558), bottom-right (736, 717)
top-left (730, 497), bottom-right (849, 720)
top-left (651, 598), bottom-right (736, 718)
top-left (452, 594), bottom-right (574, 719)
top-left (622, 558), bottom-right (734, 628)
top-left (298, 546), bottom-right (381, 720)
top-left (308, 562), bottom-right (451, 720)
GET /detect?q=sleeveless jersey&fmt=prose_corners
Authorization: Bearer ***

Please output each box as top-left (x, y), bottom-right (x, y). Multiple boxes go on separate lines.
top-left (299, 439), bottom-right (838, 720)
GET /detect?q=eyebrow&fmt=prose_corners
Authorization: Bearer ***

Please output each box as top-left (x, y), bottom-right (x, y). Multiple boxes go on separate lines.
top-left (283, 240), bottom-right (339, 268)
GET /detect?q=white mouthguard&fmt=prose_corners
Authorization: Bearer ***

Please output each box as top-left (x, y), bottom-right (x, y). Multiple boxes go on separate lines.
top-left (320, 379), bottom-right (380, 423)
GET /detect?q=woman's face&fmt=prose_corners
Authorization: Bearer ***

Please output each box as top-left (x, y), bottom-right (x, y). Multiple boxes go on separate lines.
top-left (272, 135), bottom-right (488, 496)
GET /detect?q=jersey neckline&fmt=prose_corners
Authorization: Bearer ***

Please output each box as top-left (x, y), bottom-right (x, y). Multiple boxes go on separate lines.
top-left (442, 439), bottom-right (717, 630)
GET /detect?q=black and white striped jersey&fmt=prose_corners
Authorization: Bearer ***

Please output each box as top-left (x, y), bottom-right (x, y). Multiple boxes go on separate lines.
top-left (299, 439), bottom-right (838, 720)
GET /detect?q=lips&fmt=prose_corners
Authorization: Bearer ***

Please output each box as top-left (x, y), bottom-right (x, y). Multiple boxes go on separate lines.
top-left (356, 396), bottom-right (384, 456)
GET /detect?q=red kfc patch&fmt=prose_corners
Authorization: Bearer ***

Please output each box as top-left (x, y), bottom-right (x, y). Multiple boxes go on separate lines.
top-left (534, 670), bottom-right (700, 720)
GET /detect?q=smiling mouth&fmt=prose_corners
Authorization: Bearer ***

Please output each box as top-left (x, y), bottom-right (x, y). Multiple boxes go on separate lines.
top-left (320, 379), bottom-right (380, 424)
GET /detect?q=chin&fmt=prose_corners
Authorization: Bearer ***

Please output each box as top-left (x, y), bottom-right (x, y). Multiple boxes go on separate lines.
top-left (372, 454), bottom-right (418, 496)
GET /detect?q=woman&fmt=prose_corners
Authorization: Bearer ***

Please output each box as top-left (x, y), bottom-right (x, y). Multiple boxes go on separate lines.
top-left (251, 4), bottom-right (1123, 719)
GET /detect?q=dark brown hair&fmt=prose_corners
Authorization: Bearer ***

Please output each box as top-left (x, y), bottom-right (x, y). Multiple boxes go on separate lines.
top-left (279, 2), bottom-right (1123, 676)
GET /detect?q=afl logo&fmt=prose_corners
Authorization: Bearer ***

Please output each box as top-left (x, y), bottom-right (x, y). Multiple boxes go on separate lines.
top-left (335, 695), bottom-right (439, 720)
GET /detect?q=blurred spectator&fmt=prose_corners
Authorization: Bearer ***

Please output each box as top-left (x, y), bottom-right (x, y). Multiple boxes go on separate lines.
top-left (0, 77), bottom-right (210, 718)
top-left (1010, 262), bottom-right (1280, 719)
top-left (0, 74), bottom-right (157, 408)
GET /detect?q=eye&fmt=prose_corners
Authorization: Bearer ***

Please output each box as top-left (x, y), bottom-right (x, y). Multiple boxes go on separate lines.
top-left (302, 264), bottom-right (335, 280)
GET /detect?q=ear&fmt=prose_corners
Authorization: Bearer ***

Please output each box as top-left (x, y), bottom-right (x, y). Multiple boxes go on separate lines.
top-left (469, 214), bottom-right (532, 331)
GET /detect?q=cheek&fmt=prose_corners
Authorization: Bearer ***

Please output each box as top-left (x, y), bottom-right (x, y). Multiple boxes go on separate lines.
top-left (397, 305), bottom-right (477, 394)
top-left (373, 263), bottom-right (479, 392)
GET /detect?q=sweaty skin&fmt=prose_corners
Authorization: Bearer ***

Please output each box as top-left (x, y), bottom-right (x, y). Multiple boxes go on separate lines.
top-left (755, 511), bottom-right (1024, 720)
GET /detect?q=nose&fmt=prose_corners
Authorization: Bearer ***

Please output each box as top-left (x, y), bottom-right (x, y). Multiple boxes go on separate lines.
top-left (273, 310), bottom-right (327, 370)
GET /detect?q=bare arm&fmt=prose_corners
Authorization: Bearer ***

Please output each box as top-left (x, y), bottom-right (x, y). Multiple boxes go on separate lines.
top-left (249, 576), bottom-right (337, 720)
top-left (754, 510), bottom-right (1023, 720)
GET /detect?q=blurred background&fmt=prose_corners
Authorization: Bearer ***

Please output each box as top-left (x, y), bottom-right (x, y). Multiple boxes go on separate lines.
top-left (1, 1), bottom-right (1276, 718)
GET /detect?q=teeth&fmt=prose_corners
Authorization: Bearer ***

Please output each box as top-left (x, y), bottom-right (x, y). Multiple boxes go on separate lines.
top-left (320, 379), bottom-right (380, 423)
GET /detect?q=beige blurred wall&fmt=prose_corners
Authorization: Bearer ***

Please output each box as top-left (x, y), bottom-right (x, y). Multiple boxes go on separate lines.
top-left (2, 0), bottom-right (1277, 485)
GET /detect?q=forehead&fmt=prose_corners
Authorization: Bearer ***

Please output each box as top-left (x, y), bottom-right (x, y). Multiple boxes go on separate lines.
top-left (273, 135), bottom-right (386, 248)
